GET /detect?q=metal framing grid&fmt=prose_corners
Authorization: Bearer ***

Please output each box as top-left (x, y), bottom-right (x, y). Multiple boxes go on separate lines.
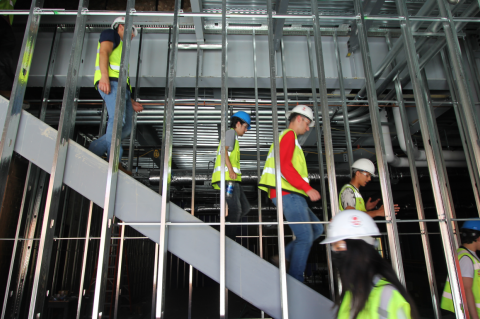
top-left (1, 0), bottom-right (480, 318)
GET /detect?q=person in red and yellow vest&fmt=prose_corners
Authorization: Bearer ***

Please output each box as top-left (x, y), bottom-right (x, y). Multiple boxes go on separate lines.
top-left (441, 221), bottom-right (480, 319)
top-left (322, 210), bottom-right (420, 319)
top-left (88, 17), bottom-right (144, 175)
top-left (258, 105), bottom-right (323, 282)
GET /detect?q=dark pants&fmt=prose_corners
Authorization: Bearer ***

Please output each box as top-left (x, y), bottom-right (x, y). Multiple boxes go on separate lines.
top-left (225, 182), bottom-right (251, 241)
top-left (0, 17), bottom-right (16, 92)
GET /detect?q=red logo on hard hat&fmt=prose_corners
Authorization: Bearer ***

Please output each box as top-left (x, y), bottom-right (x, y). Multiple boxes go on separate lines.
top-left (351, 216), bottom-right (361, 227)
top-left (302, 107), bottom-right (306, 111)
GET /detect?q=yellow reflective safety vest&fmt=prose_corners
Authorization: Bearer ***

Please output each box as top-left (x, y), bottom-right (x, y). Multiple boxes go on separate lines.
top-left (441, 247), bottom-right (480, 317)
top-left (258, 129), bottom-right (309, 198)
top-left (211, 129), bottom-right (241, 189)
top-left (93, 38), bottom-right (131, 91)
top-left (339, 183), bottom-right (366, 212)
top-left (0, 0), bottom-right (16, 24)
top-left (338, 279), bottom-right (412, 319)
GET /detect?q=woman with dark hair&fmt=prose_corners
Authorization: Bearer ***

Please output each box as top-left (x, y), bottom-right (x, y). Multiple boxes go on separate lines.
top-left (321, 210), bottom-right (419, 319)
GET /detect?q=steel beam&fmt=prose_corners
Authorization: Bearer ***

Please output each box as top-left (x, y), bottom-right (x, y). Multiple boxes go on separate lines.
top-left (353, 0), bottom-right (405, 283)
top-left (267, 0), bottom-right (289, 317)
top-left (155, 0), bottom-right (180, 316)
top-left (394, 0), bottom-right (468, 315)
top-left (0, 0), bottom-right (44, 207)
top-left (27, 1), bottom-right (88, 317)
top-left (386, 32), bottom-right (441, 319)
top-left (92, 0), bottom-right (135, 317)
top-left (190, 0), bottom-right (205, 45)
top-left (348, 0), bottom-right (386, 55)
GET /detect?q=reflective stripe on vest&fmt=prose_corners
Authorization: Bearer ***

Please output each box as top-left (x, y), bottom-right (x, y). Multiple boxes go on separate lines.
top-left (258, 129), bottom-right (310, 197)
top-left (338, 279), bottom-right (412, 319)
top-left (0, 0), bottom-right (16, 24)
top-left (211, 130), bottom-right (242, 189)
top-left (339, 183), bottom-right (367, 212)
top-left (441, 248), bottom-right (480, 317)
top-left (93, 40), bottom-right (131, 91)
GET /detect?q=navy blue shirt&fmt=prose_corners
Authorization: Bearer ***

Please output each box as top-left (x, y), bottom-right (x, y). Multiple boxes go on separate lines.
top-left (99, 29), bottom-right (121, 49)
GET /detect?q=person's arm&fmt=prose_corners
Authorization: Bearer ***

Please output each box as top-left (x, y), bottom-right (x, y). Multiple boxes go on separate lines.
top-left (463, 277), bottom-right (480, 319)
top-left (98, 41), bottom-right (114, 94)
top-left (280, 132), bottom-right (320, 201)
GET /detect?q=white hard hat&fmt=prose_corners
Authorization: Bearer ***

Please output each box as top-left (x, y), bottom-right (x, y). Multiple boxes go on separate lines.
top-left (111, 17), bottom-right (138, 37)
top-left (321, 210), bottom-right (380, 245)
top-left (285, 105), bottom-right (315, 127)
top-left (351, 158), bottom-right (376, 176)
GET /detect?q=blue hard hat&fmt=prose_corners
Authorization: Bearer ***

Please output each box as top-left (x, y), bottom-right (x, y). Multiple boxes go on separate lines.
top-left (462, 220), bottom-right (480, 231)
top-left (231, 111), bottom-right (251, 130)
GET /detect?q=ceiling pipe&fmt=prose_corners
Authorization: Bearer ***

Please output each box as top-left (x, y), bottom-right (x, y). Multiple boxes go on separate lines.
top-left (381, 110), bottom-right (466, 167)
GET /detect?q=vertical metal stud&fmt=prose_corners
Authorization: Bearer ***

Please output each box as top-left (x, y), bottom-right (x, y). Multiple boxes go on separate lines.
top-left (92, 1), bottom-right (135, 317)
top-left (333, 31), bottom-right (354, 173)
top-left (266, 0), bottom-right (289, 317)
top-left (219, 0), bottom-right (228, 317)
top-left (306, 32), bottom-right (334, 299)
top-left (128, 27), bottom-right (144, 172)
top-left (188, 47), bottom-right (201, 319)
top-left (155, 0), bottom-right (180, 316)
top-left (386, 32), bottom-right (441, 319)
top-left (76, 201), bottom-right (94, 319)
top-left (353, 0), bottom-right (405, 284)
top-left (0, 0), bottom-right (44, 204)
top-left (151, 243), bottom-right (159, 319)
top-left (114, 225), bottom-right (126, 319)
top-left (28, 2), bottom-right (89, 317)
top-left (280, 38), bottom-right (289, 116)
top-left (394, 0), bottom-right (467, 315)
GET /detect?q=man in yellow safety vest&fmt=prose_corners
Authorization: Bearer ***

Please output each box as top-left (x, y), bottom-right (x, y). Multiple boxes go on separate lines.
top-left (211, 111), bottom-right (252, 240)
top-left (258, 105), bottom-right (323, 282)
top-left (441, 221), bottom-right (480, 319)
top-left (89, 17), bottom-right (144, 175)
top-left (338, 158), bottom-right (399, 218)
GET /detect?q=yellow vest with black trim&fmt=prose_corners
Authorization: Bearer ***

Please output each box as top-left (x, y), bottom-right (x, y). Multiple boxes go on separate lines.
top-left (211, 129), bottom-right (241, 189)
top-left (339, 183), bottom-right (366, 212)
top-left (0, 0), bottom-right (16, 24)
top-left (258, 129), bottom-right (309, 198)
top-left (441, 247), bottom-right (480, 317)
top-left (93, 38), bottom-right (131, 91)
top-left (338, 279), bottom-right (412, 319)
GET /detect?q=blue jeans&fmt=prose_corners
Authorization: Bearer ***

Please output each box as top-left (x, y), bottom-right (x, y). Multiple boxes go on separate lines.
top-left (272, 193), bottom-right (324, 282)
top-left (89, 81), bottom-right (133, 161)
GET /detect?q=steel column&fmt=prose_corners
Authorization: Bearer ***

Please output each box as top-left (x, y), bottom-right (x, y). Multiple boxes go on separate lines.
top-left (280, 38), bottom-right (289, 116)
top-left (333, 32), bottom-right (353, 173)
top-left (128, 27), bottom-right (144, 172)
top-left (386, 32), bottom-right (441, 319)
top-left (188, 48), bottom-right (202, 319)
top-left (76, 201), bottom-right (94, 319)
top-left (151, 243), bottom-right (159, 319)
top-left (0, 0), bottom-right (44, 205)
top-left (306, 32), bottom-right (334, 299)
top-left (267, 0), bottom-right (289, 317)
top-left (353, 0), bottom-right (405, 284)
top-left (27, 1), bottom-right (88, 317)
top-left (155, 0), bottom-right (180, 316)
top-left (394, 0), bottom-right (468, 315)
top-left (39, 26), bottom-right (61, 122)
top-left (92, 1), bottom-right (135, 317)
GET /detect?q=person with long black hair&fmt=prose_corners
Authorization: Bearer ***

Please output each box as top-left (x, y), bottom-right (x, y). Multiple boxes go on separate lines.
top-left (321, 210), bottom-right (419, 319)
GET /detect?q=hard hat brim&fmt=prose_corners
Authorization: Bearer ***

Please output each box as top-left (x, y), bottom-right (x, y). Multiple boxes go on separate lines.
top-left (320, 231), bottom-right (380, 245)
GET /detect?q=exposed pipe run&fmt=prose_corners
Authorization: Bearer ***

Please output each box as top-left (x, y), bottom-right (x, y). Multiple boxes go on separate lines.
top-left (382, 110), bottom-right (466, 167)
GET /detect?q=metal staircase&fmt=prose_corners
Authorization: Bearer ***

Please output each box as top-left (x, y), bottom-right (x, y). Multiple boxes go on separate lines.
top-left (0, 98), bottom-right (334, 318)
